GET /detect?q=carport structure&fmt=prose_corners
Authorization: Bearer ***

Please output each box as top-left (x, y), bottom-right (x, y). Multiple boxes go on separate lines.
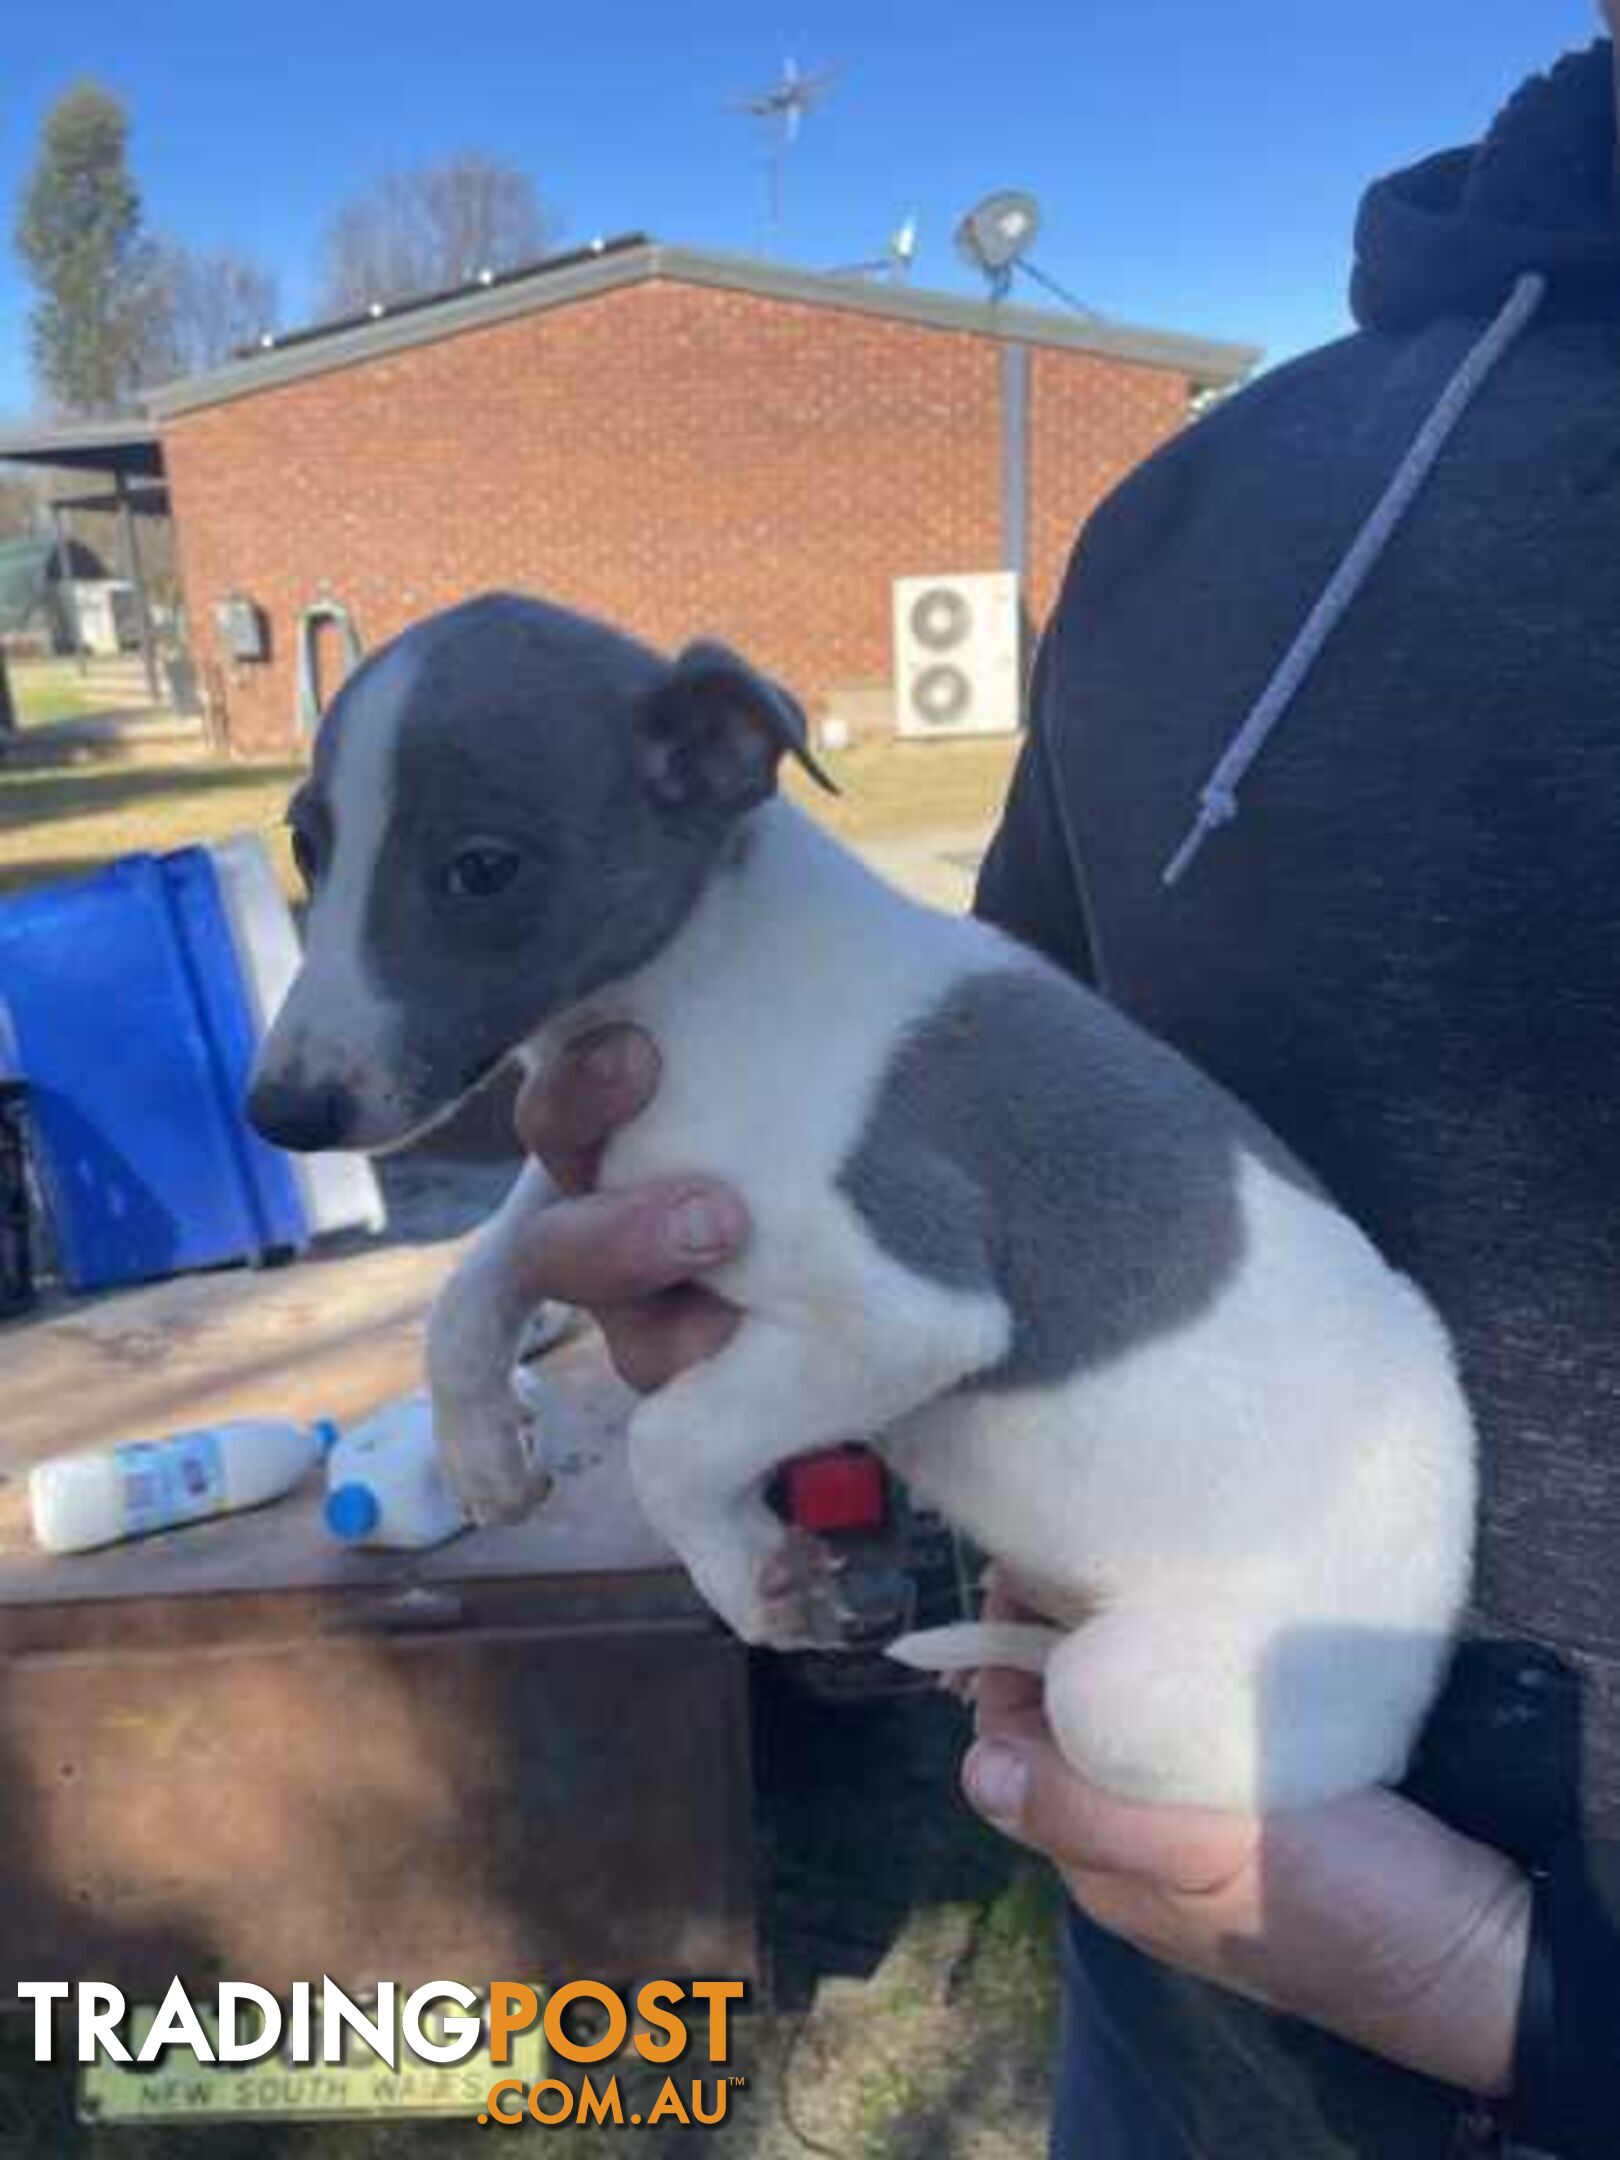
top-left (0, 418), bottom-right (168, 704)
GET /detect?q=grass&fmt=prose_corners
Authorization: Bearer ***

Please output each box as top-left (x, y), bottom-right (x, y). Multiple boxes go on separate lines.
top-left (800, 1869), bottom-right (1063, 2160)
top-left (6, 659), bottom-right (101, 729)
top-left (787, 734), bottom-right (1019, 846)
top-left (0, 760), bottom-right (304, 897)
top-left (0, 735), bottom-right (1020, 903)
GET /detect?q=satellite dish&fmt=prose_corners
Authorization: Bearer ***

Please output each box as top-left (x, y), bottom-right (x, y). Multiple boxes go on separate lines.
top-left (952, 188), bottom-right (1103, 317)
top-left (954, 190), bottom-right (1041, 292)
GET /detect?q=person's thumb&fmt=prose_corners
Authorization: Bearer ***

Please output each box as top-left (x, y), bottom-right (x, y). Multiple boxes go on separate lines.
top-left (962, 1736), bottom-right (1075, 1856)
top-left (961, 1737), bottom-right (1255, 1892)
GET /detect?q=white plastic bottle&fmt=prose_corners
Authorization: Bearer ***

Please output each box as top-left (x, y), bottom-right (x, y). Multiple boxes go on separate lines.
top-left (29, 1418), bottom-right (335, 1556)
top-left (323, 1393), bottom-right (468, 1551)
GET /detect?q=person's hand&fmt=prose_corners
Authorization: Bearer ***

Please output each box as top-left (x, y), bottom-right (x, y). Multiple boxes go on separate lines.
top-left (511, 1027), bottom-right (746, 1391)
top-left (960, 1579), bottom-right (1531, 2096)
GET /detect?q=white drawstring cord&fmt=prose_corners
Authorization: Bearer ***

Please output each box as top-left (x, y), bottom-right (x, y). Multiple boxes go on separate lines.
top-left (1162, 269), bottom-right (1548, 889)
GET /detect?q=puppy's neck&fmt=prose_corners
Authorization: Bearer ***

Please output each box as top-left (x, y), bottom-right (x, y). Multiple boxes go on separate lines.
top-left (533, 797), bottom-right (916, 1059)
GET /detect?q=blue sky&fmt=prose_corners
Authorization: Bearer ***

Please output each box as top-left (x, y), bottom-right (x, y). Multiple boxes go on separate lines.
top-left (0, 0), bottom-right (1606, 417)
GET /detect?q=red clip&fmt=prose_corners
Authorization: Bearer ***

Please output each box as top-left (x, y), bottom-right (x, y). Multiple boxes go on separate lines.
top-left (783, 1448), bottom-right (887, 1533)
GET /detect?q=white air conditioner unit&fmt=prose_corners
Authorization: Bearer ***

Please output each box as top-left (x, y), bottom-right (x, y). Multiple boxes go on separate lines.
top-left (892, 570), bottom-right (1021, 740)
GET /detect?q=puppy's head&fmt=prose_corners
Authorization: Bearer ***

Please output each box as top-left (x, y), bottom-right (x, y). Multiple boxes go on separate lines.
top-left (247, 591), bottom-right (831, 1154)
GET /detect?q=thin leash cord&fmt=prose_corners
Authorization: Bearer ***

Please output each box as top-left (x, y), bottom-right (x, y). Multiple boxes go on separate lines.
top-left (1161, 269), bottom-right (1548, 889)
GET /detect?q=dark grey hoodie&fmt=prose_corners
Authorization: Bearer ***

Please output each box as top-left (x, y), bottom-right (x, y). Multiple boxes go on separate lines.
top-left (978, 42), bottom-right (1620, 2160)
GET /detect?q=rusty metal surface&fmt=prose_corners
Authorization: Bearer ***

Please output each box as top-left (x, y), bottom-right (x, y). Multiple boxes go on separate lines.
top-left (0, 1607), bottom-right (756, 1997)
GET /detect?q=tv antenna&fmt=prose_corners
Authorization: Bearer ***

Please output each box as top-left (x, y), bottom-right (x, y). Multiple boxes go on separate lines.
top-left (953, 189), bottom-right (1102, 316)
top-left (727, 56), bottom-right (839, 251)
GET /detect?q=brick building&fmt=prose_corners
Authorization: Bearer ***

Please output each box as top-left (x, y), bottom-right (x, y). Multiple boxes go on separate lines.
top-left (145, 238), bottom-right (1257, 756)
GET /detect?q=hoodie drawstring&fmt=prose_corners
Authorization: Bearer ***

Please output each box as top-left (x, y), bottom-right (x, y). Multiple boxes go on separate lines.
top-left (1162, 269), bottom-right (1548, 889)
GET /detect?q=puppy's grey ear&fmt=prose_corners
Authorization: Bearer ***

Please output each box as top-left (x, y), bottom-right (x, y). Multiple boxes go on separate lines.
top-left (636, 640), bottom-right (839, 821)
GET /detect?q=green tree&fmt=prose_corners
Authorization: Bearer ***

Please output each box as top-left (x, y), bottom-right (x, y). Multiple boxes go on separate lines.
top-left (15, 81), bottom-right (152, 415)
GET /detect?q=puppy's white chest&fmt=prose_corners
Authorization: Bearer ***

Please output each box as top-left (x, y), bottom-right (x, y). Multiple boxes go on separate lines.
top-left (569, 805), bottom-right (1003, 1265)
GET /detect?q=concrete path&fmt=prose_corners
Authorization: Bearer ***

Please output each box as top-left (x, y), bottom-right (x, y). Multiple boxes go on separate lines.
top-left (857, 822), bottom-right (987, 911)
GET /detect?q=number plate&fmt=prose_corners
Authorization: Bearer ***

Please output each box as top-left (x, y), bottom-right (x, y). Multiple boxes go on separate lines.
top-left (79, 1994), bottom-right (545, 2124)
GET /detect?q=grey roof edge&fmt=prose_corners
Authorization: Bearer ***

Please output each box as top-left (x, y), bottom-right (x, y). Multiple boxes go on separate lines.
top-left (145, 241), bottom-right (1261, 420)
top-left (0, 418), bottom-right (161, 457)
top-left (142, 246), bottom-right (651, 418)
top-left (651, 246), bottom-right (1260, 385)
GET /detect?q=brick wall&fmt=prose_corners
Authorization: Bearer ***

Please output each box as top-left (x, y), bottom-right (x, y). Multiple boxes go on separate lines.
top-left (161, 278), bottom-right (1192, 756)
top-left (1027, 345), bottom-right (1189, 629)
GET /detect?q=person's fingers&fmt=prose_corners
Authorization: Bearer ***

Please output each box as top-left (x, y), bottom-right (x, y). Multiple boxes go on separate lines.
top-left (960, 1730), bottom-right (1258, 1895)
top-left (509, 1179), bottom-right (748, 1310)
top-left (974, 1663), bottom-right (1048, 1734)
top-left (973, 1658), bottom-right (1045, 1724)
top-left (972, 1567), bottom-right (1048, 1723)
top-left (514, 1029), bottom-right (660, 1194)
top-left (599, 1287), bottom-right (742, 1393)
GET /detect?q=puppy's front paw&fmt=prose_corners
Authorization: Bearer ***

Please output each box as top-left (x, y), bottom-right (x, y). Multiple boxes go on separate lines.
top-left (433, 1394), bottom-right (549, 1528)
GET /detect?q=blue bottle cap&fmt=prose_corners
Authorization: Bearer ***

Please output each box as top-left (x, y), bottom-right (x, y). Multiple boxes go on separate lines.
top-left (311, 1419), bottom-right (342, 1458)
top-left (324, 1481), bottom-right (381, 1542)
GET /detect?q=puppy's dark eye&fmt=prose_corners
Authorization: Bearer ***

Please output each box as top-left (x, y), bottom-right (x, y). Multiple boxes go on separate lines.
top-left (439, 842), bottom-right (524, 900)
top-left (288, 825), bottom-right (319, 891)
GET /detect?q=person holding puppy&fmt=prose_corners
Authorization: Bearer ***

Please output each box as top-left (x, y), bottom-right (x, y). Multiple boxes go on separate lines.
top-left (505, 23), bottom-right (1620, 2158)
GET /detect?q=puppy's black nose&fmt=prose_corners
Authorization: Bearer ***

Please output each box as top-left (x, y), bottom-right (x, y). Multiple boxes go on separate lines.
top-left (247, 1074), bottom-right (356, 1152)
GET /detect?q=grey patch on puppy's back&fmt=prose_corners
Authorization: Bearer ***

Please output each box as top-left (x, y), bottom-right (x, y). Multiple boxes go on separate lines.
top-left (837, 964), bottom-right (1325, 1390)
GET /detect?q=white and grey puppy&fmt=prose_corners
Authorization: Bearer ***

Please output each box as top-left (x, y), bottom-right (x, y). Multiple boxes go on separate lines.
top-left (249, 592), bottom-right (1476, 1813)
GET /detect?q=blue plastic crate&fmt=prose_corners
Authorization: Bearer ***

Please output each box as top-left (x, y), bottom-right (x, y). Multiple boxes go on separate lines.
top-left (0, 849), bottom-right (309, 1291)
